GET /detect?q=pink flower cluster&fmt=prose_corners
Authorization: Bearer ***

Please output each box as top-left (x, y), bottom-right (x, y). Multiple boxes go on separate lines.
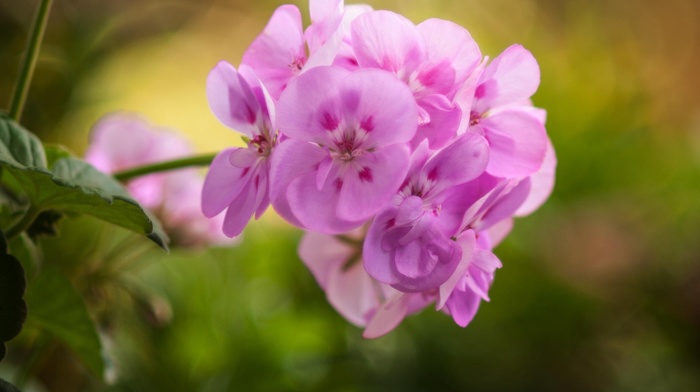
top-left (203, 0), bottom-right (556, 337)
top-left (85, 114), bottom-right (236, 249)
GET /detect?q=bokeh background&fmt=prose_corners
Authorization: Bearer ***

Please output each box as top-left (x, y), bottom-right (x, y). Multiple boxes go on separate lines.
top-left (2, 0), bottom-right (700, 390)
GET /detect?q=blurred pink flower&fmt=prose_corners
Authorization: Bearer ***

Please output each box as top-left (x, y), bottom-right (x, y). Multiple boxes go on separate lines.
top-left (85, 113), bottom-right (235, 248)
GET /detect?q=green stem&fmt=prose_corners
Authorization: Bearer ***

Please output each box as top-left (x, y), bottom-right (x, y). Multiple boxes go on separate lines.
top-left (113, 153), bottom-right (217, 182)
top-left (8, 0), bottom-right (53, 122)
top-left (5, 206), bottom-right (41, 241)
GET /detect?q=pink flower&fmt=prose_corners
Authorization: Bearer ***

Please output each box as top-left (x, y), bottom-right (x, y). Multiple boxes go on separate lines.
top-left (202, 62), bottom-right (276, 237)
top-left (350, 10), bottom-right (482, 149)
top-left (270, 66), bottom-right (418, 233)
top-left (85, 114), bottom-right (234, 248)
top-left (463, 45), bottom-right (548, 178)
top-left (241, 1), bottom-right (350, 100)
top-left (363, 133), bottom-right (489, 292)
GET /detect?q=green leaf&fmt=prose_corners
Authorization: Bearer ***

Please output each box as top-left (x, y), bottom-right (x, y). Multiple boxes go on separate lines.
top-left (44, 144), bottom-right (74, 167)
top-left (24, 264), bottom-right (104, 377)
top-left (0, 232), bottom-right (27, 362)
top-left (0, 116), bottom-right (168, 249)
top-left (0, 114), bottom-right (47, 170)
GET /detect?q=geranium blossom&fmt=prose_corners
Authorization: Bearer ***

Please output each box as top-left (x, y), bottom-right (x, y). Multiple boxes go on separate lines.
top-left (270, 66), bottom-right (418, 233)
top-left (363, 133), bottom-right (489, 292)
top-left (202, 62), bottom-right (276, 237)
top-left (202, 0), bottom-right (555, 338)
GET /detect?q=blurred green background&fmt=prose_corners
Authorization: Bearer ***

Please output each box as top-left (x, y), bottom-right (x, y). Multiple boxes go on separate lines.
top-left (2, 0), bottom-right (700, 391)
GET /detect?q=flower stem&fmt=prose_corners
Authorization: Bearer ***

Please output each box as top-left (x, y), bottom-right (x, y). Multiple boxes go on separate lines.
top-left (8, 0), bottom-right (53, 122)
top-left (113, 153), bottom-right (217, 182)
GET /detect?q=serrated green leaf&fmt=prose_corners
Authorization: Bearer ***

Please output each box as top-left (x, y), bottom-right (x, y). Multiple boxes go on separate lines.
top-left (0, 117), bottom-right (168, 250)
top-left (24, 264), bottom-right (104, 377)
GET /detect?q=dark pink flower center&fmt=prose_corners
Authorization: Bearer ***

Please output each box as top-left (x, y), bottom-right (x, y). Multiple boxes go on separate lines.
top-left (250, 134), bottom-right (274, 157)
top-left (469, 110), bottom-right (482, 127)
top-left (289, 56), bottom-right (307, 73)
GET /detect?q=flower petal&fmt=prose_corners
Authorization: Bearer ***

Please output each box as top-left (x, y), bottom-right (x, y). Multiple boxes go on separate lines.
top-left (287, 172), bottom-right (365, 233)
top-left (241, 5), bottom-right (306, 99)
top-left (475, 44), bottom-right (540, 111)
top-left (411, 94), bottom-right (462, 150)
top-left (328, 257), bottom-right (382, 327)
top-left (299, 230), bottom-right (353, 290)
top-left (201, 148), bottom-right (252, 218)
top-left (337, 144), bottom-right (411, 222)
top-left (364, 207), bottom-right (401, 285)
top-left (422, 131), bottom-right (489, 196)
top-left (362, 292), bottom-right (411, 339)
top-left (445, 285), bottom-right (482, 327)
top-left (351, 10), bottom-right (424, 76)
top-left (276, 66), bottom-right (351, 143)
top-left (515, 138), bottom-right (556, 216)
top-left (269, 139), bottom-right (327, 227)
top-left (206, 61), bottom-right (261, 137)
top-left (221, 182), bottom-right (257, 237)
top-left (416, 18), bottom-right (481, 97)
top-left (481, 109), bottom-right (547, 178)
top-left (437, 229), bottom-right (475, 309)
top-left (338, 68), bottom-right (418, 146)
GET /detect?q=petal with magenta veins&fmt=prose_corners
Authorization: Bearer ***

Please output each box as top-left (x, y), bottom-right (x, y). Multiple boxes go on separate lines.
top-left (339, 68), bottom-right (418, 146)
top-left (336, 144), bottom-right (411, 222)
top-left (206, 61), bottom-right (261, 137)
top-left (276, 66), bottom-right (350, 142)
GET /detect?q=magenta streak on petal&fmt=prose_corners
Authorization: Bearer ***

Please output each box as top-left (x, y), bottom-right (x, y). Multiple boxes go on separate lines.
top-left (358, 166), bottom-right (373, 182)
top-left (228, 85), bottom-right (257, 125)
top-left (427, 167), bottom-right (439, 181)
top-left (360, 115), bottom-right (375, 132)
top-left (384, 218), bottom-right (396, 230)
top-left (474, 83), bottom-right (487, 99)
top-left (321, 111), bottom-right (339, 130)
top-left (334, 178), bottom-right (343, 193)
